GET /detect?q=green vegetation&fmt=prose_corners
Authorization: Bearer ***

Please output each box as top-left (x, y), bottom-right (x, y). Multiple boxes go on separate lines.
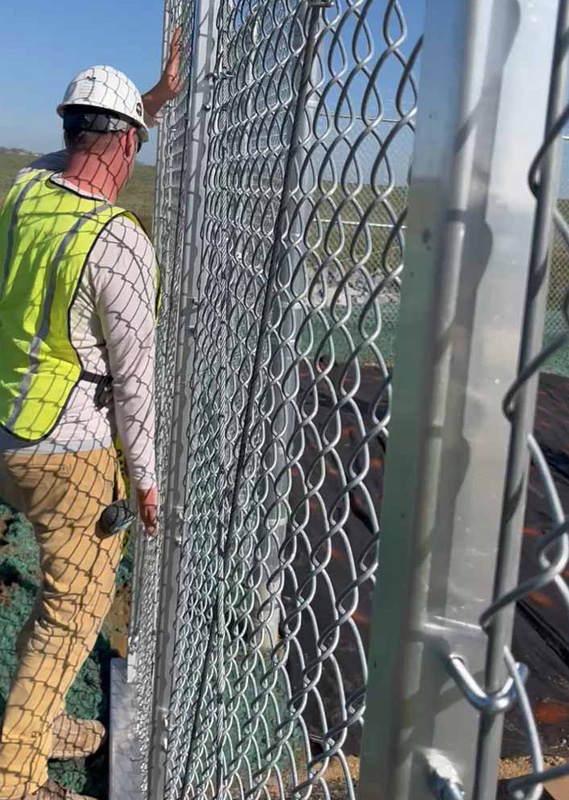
top-left (551, 202), bottom-right (569, 311)
top-left (0, 151), bottom-right (156, 231)
top-left (0, 153), bottom-right (32, 203)
top-left (119, 163), bottom-right (156, 232)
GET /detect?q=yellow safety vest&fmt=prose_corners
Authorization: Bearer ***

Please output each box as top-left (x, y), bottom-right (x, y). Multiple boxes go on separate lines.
top-left (0, 168), bottom-right (158, 453)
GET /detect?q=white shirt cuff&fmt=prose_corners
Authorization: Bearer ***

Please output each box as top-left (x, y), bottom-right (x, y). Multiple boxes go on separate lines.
top-left (144, 110), bottom-right (163, 129)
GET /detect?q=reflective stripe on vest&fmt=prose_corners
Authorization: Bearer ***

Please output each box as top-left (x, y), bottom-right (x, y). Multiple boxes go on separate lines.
top-left (0, 169), bottom-right (149, 442)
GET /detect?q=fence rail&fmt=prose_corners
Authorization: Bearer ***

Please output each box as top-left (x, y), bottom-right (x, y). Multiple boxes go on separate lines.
top-left (124, 1), bottom-right (569, 799)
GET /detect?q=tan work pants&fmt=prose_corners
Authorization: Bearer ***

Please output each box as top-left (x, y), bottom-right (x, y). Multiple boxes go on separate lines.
top-left (0, 448), bottom-right (123, 798)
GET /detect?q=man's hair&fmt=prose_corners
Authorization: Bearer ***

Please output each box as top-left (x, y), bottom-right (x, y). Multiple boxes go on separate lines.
top-left (64, 128), bottom-right (119, 155)
top-left (63, 105), bottom-right (130, 155)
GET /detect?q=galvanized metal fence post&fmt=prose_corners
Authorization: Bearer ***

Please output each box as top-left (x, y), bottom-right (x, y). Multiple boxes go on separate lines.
top-left (358, 1), bottom-right (560, 798)
top-left (146, 1), bottom-right (221, 797)
top-left (127, 0), bottom-right (173, 692)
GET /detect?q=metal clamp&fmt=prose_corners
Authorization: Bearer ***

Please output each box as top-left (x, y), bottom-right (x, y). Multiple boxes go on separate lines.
top-left (447, 654), bottom-right (528, 715)
top-left (172, 506), bottom-right (188, 545)
top-left (159, 706), bottom-right (170, 753)
top-left (426, 752), bottom-right (465, 800)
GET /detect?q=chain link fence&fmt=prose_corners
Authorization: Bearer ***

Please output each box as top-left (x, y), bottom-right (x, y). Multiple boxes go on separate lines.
top-left (167, 0), bottom-right (419, 794)
top-left (359, 1), bottom-right (569, 798)
top-left (124, 1), bottom-right (569, 799)
top-left (464, 5), bottom-right (569, 796)
top-left (135, 0), bottom-right (422, 798)
top-left (128, 1), bottom-right (197, 791)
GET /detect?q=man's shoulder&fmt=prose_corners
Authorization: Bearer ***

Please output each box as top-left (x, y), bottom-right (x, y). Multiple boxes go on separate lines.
top-left (96, 214), bottom-right (156, 270)
top-left (107, 214), bottom-right (154, 247)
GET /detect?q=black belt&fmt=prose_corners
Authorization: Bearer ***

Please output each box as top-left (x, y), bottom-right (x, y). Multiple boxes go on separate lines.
top-left (81, 370), bottom-right (112, 387)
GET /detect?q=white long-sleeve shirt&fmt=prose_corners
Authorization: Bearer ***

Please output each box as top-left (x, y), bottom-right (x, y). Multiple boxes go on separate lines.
top-left (0, 159), bottom-right (157, 491)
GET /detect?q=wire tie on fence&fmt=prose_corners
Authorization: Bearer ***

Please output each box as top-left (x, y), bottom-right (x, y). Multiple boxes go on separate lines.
top-left (447, 654), bottom-right (528, 715)
top-left (172, 506), bottom-right (187, 545)
top-left (159, 706), bottom-right (169, 752)
top-left (205, 69), bottom-right (234, 80)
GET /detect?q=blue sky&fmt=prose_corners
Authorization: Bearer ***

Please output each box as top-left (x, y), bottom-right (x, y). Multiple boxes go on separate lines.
top-left (0, 0), bottom-right (164, 163)
top-left (0, 0), bottom-right (426, 167)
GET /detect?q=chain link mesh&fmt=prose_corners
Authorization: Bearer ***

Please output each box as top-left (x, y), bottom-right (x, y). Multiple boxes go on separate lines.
top-left (146, 1), bottom-right (422, 798)
top-left (129, 1), bottom-right (197, 791)
top-left (137, 1), bottom-right (569, 798)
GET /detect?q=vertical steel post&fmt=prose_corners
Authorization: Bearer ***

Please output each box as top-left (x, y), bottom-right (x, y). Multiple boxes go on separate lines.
top-left (147, 1), bottom-right (221, 796)
top-left (127, 1), bottom-right (173, 686)
top-left (358, 1), bottom-right (559, 798)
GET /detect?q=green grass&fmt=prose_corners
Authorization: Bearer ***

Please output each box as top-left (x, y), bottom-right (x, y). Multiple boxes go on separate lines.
top-left (0, 151), bottom-right (156, 231)
top-left (118, 163), bottom-right (156, 232)
top-left (0, 154), bottom-right (33, 203)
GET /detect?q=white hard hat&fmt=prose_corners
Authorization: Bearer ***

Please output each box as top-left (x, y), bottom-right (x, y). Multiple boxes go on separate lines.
top-left (57, 66), bottom-right (149, 143)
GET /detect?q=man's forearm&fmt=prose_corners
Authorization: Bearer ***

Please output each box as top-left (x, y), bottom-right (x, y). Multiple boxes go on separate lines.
top-left (141, 88), bottom-right (164, 122)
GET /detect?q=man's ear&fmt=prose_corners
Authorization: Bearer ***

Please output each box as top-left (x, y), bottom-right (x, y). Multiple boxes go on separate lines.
top-left (124, 127), bottom-right (138, 160)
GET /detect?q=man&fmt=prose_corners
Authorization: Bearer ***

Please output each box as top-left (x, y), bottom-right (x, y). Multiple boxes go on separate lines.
top-left (0, 33), bottom-right (181, 800)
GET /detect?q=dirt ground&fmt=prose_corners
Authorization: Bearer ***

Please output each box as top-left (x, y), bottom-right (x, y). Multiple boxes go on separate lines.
top-left (498, 757), bottom-right (568, 799)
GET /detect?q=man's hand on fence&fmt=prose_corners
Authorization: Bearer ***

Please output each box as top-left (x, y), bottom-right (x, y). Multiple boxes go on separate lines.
top-left (142, 26), bottom-right (183, 120)
top-left (138, 486), bottom-right (159, 537)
